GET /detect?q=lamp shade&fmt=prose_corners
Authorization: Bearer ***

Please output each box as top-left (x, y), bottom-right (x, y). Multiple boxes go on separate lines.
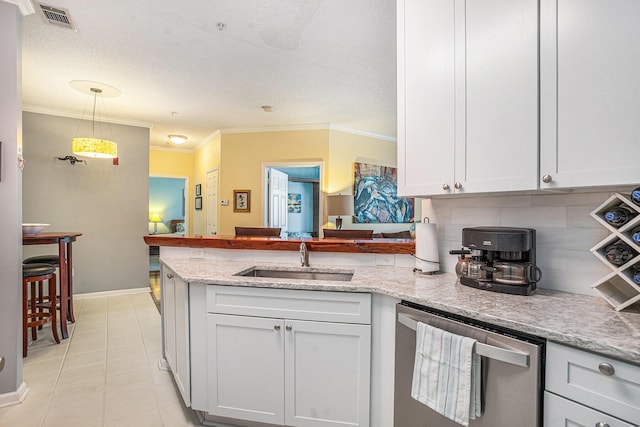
top-left (150, 213), bottom-right (162, 223)
top-left (72, 137), bottom-right (117, 158)
top-left (327, 194), bottom-right (353, 216)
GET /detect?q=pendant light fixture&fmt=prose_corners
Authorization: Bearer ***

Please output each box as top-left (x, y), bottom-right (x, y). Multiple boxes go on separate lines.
top-left (70, 80), bottom-right (119, 159)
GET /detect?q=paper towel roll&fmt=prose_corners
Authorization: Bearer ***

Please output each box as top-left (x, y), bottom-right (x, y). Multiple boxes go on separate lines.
top-left (415, 222), bottom-right (440, 273)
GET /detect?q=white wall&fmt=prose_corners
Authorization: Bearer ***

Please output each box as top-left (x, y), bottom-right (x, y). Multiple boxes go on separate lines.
top-left (0, 0), bottom-right (24, 398)
top-left (22, 112), bottom-right (150, 294)
top-left (424, 190), bottom-right (631, 295)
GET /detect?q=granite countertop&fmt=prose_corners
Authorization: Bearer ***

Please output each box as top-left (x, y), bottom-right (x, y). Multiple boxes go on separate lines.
top-left (161, 258), bottom-right (640, 365)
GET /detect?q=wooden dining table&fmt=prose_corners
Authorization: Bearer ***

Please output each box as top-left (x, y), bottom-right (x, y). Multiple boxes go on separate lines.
top-left (23, 231), bottom-right (82, 339)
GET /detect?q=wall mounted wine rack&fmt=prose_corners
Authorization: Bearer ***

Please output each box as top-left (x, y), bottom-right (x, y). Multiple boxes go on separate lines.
top-left (590, 193), bottom-right (640, 311)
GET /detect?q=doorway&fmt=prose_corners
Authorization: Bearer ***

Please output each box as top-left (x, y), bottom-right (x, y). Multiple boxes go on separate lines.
top-left (263, 162), bottom-right (323, 237)
top-left (148, 175), bottom-right (188, 309)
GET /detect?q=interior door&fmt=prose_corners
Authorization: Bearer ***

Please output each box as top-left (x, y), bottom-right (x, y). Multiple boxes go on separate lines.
top-left (268, 168), bottom-right (288, 237)
top-left (206, 168), bottom-right (218, 235)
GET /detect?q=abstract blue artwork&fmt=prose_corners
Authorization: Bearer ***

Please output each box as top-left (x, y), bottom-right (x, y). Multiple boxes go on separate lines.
top-left (353, 162), bottom-right (414, 223)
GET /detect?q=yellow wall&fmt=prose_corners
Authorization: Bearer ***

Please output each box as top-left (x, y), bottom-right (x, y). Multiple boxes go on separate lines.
top-left (327, 130), bottom-right (413, 231)
top-left (328, 130), bottom-right (397, 193)
top-left (149, 148), bottom-right (194, 233)
top-left (217, 130), bottom-right (329, 235)
top-left (192, 133), bottom-right (222, 235)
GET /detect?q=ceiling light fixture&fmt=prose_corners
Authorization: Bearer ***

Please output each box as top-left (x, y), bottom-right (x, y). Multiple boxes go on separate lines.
top-left (261, 105), bottom-right (274, 112)
top-left (168, 134), bottom-right (188, 145)
top-left (70, 81), bottom-right (119, 159)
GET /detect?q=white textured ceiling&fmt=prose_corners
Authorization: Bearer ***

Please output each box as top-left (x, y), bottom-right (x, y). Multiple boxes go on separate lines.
top-left (21, 0), bottom-right (397, 149)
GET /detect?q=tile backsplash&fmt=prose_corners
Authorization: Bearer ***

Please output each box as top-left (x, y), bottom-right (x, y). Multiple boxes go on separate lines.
top-left (423, 191), bottom-right (625, 295)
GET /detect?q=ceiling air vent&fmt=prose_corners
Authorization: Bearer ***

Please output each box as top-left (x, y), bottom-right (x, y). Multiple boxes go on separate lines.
top-left (33, 2), bottom-right (77, 31)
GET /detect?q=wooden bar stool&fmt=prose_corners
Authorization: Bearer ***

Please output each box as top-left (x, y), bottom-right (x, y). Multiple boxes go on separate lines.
top-left (24, 254), bottom-right (75, 324)
top-left (22, 263), bottom-right (60, 357)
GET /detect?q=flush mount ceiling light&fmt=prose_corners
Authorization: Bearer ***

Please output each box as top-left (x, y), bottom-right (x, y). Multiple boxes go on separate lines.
top-left (69, 80), bottom-right (119, 159)
top-left (168, 134), bottom-right (188, 145)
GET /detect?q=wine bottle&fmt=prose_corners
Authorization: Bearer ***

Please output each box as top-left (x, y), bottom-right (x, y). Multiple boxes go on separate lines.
top-left (632, 265), bottom-right (640, 285)
top-left (604, 205), bottom-right (637, 227)
top-left (604, 241), bottom-right (635, 266)
top-left (631, 186), bottom-right (640, 207)
top-left (632, 226), bottom-right (640, 245)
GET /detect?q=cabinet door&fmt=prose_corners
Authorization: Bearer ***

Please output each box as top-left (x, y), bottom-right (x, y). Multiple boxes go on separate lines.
top-left (162, 268), bottom-right (176, 373)
top-left (207, 314), bottom-right (285, 425)
top-left (544, 392), bottom-right (635, 427)
top-left (285, 320), bottom-right (371, 427)
top-left (460, 0), bottom-right (539, 193)
top-left (540, 0), bottom-right (640, 189)
top-left (173, 276), bottom-right (190, 406)
top-left (397, 0), bottom-right (456, 196)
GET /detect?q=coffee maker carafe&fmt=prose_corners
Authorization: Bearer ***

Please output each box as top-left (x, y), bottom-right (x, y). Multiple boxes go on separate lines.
top-left (450, 226), bottom-right (541, 295)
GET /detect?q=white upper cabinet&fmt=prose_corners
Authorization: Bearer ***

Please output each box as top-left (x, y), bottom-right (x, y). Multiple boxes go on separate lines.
top-left (540, 0), bottom-right (640, 189)
top-left (398, 0), bottom-right (539, 197)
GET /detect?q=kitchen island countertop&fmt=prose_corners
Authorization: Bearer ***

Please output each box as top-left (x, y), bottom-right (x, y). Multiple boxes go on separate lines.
top-left (161, 257), bottom-right (640, 365)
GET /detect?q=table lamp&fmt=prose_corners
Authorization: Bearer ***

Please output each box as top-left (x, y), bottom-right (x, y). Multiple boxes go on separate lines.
top-left (327, 194), bottom-right (353, 230)
top-left (150, 213), bottom-right (162, 234)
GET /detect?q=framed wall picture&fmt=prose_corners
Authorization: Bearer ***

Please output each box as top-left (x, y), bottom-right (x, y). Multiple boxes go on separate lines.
top-left (233, 190), bottom-right (251, 212)
top-left (195, 196), bottom-right (202, 210)
top-left (195, 184), bottom-right (202, 196)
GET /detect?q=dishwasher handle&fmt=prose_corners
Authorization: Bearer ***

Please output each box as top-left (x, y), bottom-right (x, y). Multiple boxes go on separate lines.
top-left (398, 313), bottom-right (530, 368)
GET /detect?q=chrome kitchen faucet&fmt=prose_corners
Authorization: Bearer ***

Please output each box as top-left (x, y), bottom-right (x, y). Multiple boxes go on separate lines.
top-left (299, 241), bottom-right (309, 267)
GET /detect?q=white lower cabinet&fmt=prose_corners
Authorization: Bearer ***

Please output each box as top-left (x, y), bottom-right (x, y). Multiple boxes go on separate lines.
top-left (544, 342), bottom-right (640, 426)
top-left (161, 266), bottom-right (190, 406)
top-left (544, 392), bottom-right (635, 427)
top-left (206, 286), bottom-right (371, 427)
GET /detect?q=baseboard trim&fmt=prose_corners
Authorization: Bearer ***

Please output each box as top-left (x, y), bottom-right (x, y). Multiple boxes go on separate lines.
top-left (74, 287), bottom-right (150, 300)
top-left (0, 382), bottom-right (29, 408)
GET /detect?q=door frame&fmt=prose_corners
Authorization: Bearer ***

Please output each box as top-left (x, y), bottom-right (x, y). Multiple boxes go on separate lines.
top-left (205, 167), bottom-right (219, 236)
top-left (261, 161), bottom-right (324, 236)
top-left (149, 174), bottom-right (189, 234)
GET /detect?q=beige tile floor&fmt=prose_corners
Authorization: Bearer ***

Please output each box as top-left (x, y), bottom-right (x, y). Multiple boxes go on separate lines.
top-left (0, 292), bottom-right (201, 427)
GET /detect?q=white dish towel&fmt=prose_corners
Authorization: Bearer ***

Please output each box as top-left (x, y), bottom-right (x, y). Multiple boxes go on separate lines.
top-left (411, 322), bottom-right (481, 426)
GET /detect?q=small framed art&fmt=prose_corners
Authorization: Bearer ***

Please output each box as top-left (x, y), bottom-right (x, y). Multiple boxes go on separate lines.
top-left (233, 190), bottom-right (251, 212)
top-left (195, 184), bottom-right (202, 196)
top-left (195, 196), bottom-right (202, 210)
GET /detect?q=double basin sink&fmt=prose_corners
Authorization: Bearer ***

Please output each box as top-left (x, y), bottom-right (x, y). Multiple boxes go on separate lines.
top-left (235, 266), bottom-right (353, 282)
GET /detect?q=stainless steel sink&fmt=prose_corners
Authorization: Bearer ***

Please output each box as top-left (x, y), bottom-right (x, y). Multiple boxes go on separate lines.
top-left (235, 267), bottom-right (353, 282)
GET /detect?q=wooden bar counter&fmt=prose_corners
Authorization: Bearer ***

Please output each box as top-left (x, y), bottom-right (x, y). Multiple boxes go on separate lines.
top-left (143, 234), bottom-right (415, 255)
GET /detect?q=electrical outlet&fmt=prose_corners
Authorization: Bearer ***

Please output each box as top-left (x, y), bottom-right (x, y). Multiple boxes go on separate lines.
top-left (376, 254), bottom-right (394, 266)
top-left (189, 248), bottom-right (205, 259)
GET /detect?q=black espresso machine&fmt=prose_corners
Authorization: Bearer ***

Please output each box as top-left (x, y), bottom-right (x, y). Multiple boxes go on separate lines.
top-left (450, 227), bottom-right (541, 295)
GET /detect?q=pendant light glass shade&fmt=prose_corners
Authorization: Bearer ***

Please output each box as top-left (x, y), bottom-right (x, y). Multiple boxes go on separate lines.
top-left (70, 84), bottom-right (118, 159)
top-left (72, 137), bottom-right (117, 158)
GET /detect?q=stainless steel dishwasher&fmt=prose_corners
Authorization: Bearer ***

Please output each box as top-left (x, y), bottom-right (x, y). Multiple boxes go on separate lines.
top-left (395, 302), bottom-right (544, 427)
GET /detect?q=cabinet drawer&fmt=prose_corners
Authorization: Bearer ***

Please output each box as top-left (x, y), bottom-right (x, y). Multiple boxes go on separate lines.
top-left (207, 285), bottom-right (371, 324)
top-left (544, 392), bottom-right (635, 427)
top-left (546, 342), bottom-right (640, 423)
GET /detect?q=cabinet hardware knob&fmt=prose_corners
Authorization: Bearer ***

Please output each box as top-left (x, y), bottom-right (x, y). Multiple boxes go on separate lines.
top-left (274, 325), bottom-right (281, 331)
top-left (595, 422), bottom-right (610, 427)
top-left (442, 183), bottom-right (450, 191)
top-left (454, 182), bottom-right (462, 190)
top-left (542, 174), bottom-right (553, 184)
top-left (285, 325), bottom-right (292, 331)
top-left (598, 362), bottom-right (615, 376)
top-left (166, 273), bottom-right (174, 279)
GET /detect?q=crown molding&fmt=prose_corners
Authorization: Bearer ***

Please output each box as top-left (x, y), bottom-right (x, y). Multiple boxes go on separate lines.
top-left (328, 124), bottom-right (396, 142)
top-left (219, 123), bottom-right (396, 142)
top-left (220, 123), bottom-right (330, 135)
top-left (149, 145), bottom-right (193, 154)
top-left (22, 105), bottom-right (154, 129)
top-left (3, 0), bottom-right (34, 15)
